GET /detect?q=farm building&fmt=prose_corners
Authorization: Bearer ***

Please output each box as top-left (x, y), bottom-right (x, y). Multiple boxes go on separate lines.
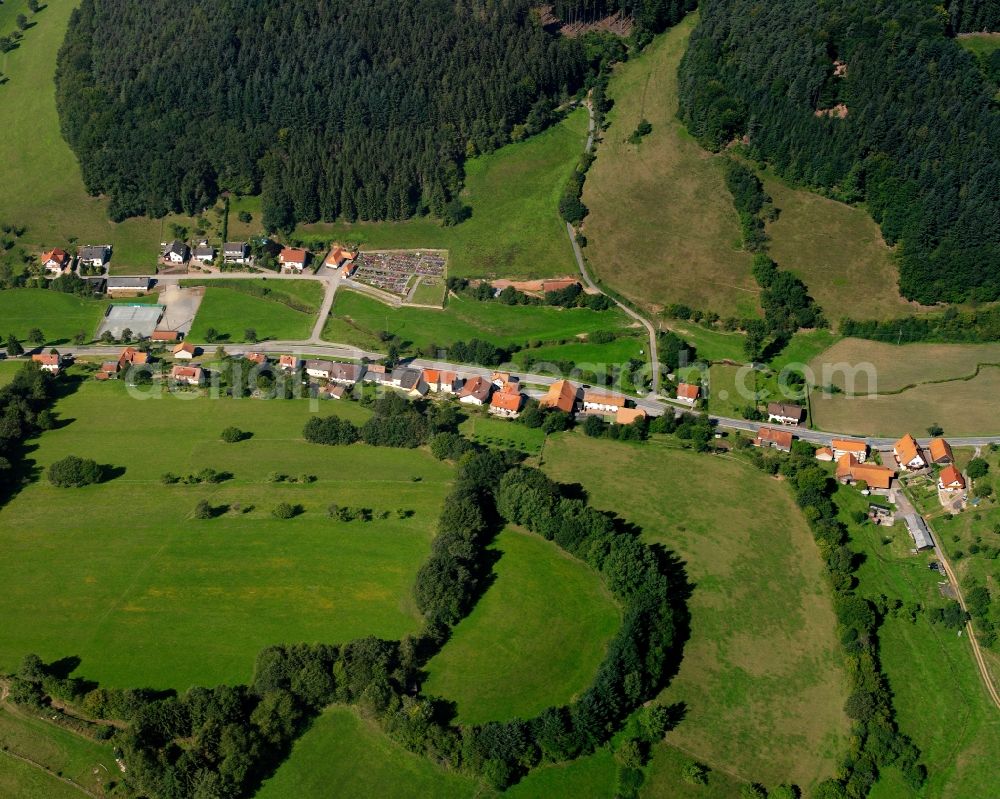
top-left (615, 407), bottom-right (647, 425)
top-left (814, 447), bottom-right (834, 462)
top-left (928, 438), bottom-right (954, 464)
top-left (539, 379), bottom-right (578, 413)
top-left (489, 387), bottom-right (524, 418)
top-left (767, 402), bottom-right (804, 425)
top-left (583, 390), bottom-right (624, 414)
top-left (836, 454), bottom-right (894, 490)
top-left (902, 514), bottom-right (934, 551)
top-left (106, 277), bottom-right (152, 295)
top-left (754, 427), bottom-right (794, 453)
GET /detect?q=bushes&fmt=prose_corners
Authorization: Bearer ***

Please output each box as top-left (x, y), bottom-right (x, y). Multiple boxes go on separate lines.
top-left (303, 415), bottom-right (359, 446)
top-left (221, 426), bottom-right (249, 443)
top-left (47, 456), bottom-right (103, 487)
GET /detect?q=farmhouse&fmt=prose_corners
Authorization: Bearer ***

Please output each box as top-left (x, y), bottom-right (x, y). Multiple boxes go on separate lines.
top-left (279, 248), bottom-right (309, 272)
top-left (832, 438), bottom-right (868, 462)
top-left (395, 368), bottom-right (428, 397)
top-left (767, 402), bottom-right (805, 426)
top-left (938, 465), bottom-right (966, 492)
top-left (172, 342), bottom-right (197, 359)
top-left (223, 242), bottom-right (250, 264)
top-left (193, 243), bottom-right (215, 263)
top-left (163, 240), bottom-right (190, 264)
top-left (928, 438), bottom-right (954, 464)
top-left (424, 369), bottom-right (461, 394)
top-left (893, 434), bottom-right (926, 471)
top-left (539, 379), bottom-right (578, 414)
top-left (814, 446), bottom-right (834, 462)
top-left (615, 407), bottom-right (647, 425)
top-left (754, 426), bottom-right (794, 453)
top-left (489, 387), bottom-right (524, 418)
top-left (362, 363), bottom-right (391, 385)
top-left (459, 375), bottom-right (493, 406)
top-left (170, 365), bottom-right (204, 386)
top-left (151, 330), bottom-right (181, 342)
top-left (836, 454), bottom-right (895, 490)
top-left (118, 347), bottom-right (149, 367)
top-left (279, 355), bottom-right (301, 371)
top-left (320, 384), bottom-right (347, 400)
top-left (31, 352), bottom-right (62, 373)
top-left (305, 361), bottom-right (365, 385)
top-left (583, 390), bottom-right (624, 414)
top-left (902, 514), bottom-right (934, 551)
top-left (106, 277), bottom-right (152, 295)
top-left (78, 245), bottom-right (111, 268)
top-left (676, 382), bottom-right (700, 405)
top-left (40, 248), bottom-right (71, 275)
top-left (97, 361), bottom-right (120, 379)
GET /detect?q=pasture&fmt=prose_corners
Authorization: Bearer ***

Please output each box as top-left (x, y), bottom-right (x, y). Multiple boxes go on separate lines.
top-left (0, 0), bottom-right (206, 271)
top-left (256, 706), bottom-right (619, 799)
top-left (459, 415), bottom-right (546, 457)
top-left (185, 284), bottom-right (320, 343)
top-left (0, 705), bottom-right (117, 797)
top-left (807, 338), bottom-right (1000, 436)
top-left (0, 289), bottom-right (106, 345)
top-left (581, 14), bottom-right (759, 320)
top-left (704, 363), bottom-right (800, 420)
top-left (761, 170), bottom-right (928, 323)
top-left (422, 527), bottom-right (620, 724)
top-left (837, 488), bottom-right (1000, 799)
top-left (512, 334), bottom-right (648, 373)
top-left (542, 434), bottom-right (849, 792)
top-left (294, 107), bottom-right (589, 280)
top-left (323, 289), bottom-right (633, 354)
top-left (0, 380), bottom-right (454, 689)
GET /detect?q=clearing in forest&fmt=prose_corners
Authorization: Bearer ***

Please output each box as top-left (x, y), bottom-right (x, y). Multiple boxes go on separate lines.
top-left (581, 14), bottom-right (758, 320)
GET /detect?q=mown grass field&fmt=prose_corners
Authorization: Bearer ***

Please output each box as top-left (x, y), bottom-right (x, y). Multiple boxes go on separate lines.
top-left (0, 379), bottom-right (454, 690)
top-left (186, 285), bottom-right (319, 343)
top-left (958, 32), bottom-right (1000, 58)
top-left (0, 705), bottom-right (117, 797)
top-left (0, 289), bottom-right (107, 345)
top-left (294, 107), bottom-right (589, 280)
top-left (459, 415), bottom-right (546, 456)
top-left (324, 289), bottom-right (633, 354)
top-left (705, 363), bottom-right (800, 420)
top-left (835, 487), bottom-right (1000, 799)
top-left (256, 706), bottom-right (619, 799)
top-left (0, 0), bottom-right (208, 271)
top-left (512, 334), bottom-right (647, 373)
top-left (543, 434), bottom-right (849, 792)
top-left (761, 171), bottom-right (929, 324)
top-left (808, 338), bottom-right (1000, 436)
top-left (581, 14), bottom-right (758, 320)
top-left (422, 527), bottom-right (620, 724)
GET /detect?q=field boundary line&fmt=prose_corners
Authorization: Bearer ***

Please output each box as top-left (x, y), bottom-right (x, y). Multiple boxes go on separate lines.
top-left (0, 746), bottom-right (98, 798)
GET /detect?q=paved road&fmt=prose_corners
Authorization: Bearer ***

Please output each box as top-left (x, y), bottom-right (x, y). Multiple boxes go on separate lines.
top-left (565, 99), bottom-right (662, 393)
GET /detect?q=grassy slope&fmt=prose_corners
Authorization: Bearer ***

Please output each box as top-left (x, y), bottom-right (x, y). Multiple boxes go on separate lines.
top-left (256, 706), bottom-right (618, 799)
top-left (186, 287), bottom-right (317, 343)
top-left (295, 108), bottom-right (589, 280)
top-left (835, 487), bottom-right (1000, 799)
top-left (0, 754), bottom-right (90, 799)
top-left (543, 434), bottom-right (849, 792)
top-left (323, 289), bottom-right (634, 354)
top-left (422, 527), bottom-right (620, 724)
top-left (0, 379), bottom-right (453, 689)
top-left (0, 705), bottom-right (117, 796)
top-left (459, 415), bottom-right (546, 457)
top-left (761, 170), bottom-right (929, 323)
top-left (181, 278), bottom-right (326, 312)
top-left (0, 0), bottom-right (205, 271)
top-left (511, 334), bottom-right (647, 372)
top-left (957, 32), bottom-right (1000, 58)
top-left (581, 14), bottom-right (758, 320)
top-left (0, 288), bottom-right (106, 344)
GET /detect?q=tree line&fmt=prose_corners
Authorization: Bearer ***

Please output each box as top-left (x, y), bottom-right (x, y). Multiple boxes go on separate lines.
top-left (550, 0), bottom-right (695, 33)
top-left (679, 0), bottom-right (1000, 304)
top-left (57, 0), bottom-right (594, 229)
top-left (0, 363), bottom-right (59, 507)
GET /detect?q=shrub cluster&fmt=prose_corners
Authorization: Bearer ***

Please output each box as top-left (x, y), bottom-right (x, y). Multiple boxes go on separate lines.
top-left (47, 456), bottom-right (103, 488)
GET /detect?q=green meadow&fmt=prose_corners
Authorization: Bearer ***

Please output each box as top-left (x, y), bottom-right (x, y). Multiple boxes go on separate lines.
top-left (185, 285), bottom-right (319, 343)
top-left (543, 434), bottom-right (850, 793)
top-left (459, 414), bottom-right (546, 457)
top-left (323, 289), bottom-right (632, 355)
top-left (293, 108), bottom-right (589, 280)
top-left (835, 487), bottom-right (1000, 799)
top-left (0, 289), bottom-right (106, 345)
top-left (0, 379), bottom-right (454, 689)
top-left (422, 527), bottom-right (620, 724)
top-left (256, 706), bottom-right (619, 799)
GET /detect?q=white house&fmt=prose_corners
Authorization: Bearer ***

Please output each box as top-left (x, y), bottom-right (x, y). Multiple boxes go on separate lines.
top-left (78, 245), bottom-right (111, 269)
top-left (279, 248), bottom-right (308, 272)
top-left (223, 242), bottom-right (250, 264)
top-left (170, 365), bottom-right (204, 386)
top-left (676, 382), bottom-right (700, 405)
top-left (163, 240), bottom-right (189, 264)
top-left (831, 438), bottom-right (868, 463)
top-left (458, 376), bottom-right (493, 406)
top-left (193, 243), bottom-right (215, 263)
top-left (767, 402), bottom-right (805, 426)
top-left (172, 342), bottom-right (197, 360)
top-left (40, 248), bottom-right (71, 275)
top-left (32, 352), bottom-right (63, 373)
top-left (893, 434), bottom-right (927, 471)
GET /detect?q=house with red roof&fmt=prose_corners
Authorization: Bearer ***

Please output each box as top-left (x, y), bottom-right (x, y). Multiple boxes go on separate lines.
top-left (40, 248), bottom-right (71, 275)
top-left (754, 426), bottom-right (794, 453)
top-left (32, 352), bottom-right (63, 373)
top-left (278, 248), bottom-right (309, 272)
top-left (539, 379), bottom-right (578, 414)
top-left (676, 382), bottom-right (700, 405)
top-left (489, 385), bottom-right (524, 418)
top-left (938, 465), bottom-right (966, 493)
top-left (170, 365), bottom-right (204, 386)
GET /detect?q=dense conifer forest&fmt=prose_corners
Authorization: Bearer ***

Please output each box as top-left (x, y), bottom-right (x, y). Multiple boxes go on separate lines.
top-left (948, 0), bottom-right (1000, 32)
top-left (55, 0), bottom-right (590, 228)
top-left (678, 0), bottom-right (1000, 304)
top-left (550, 0), bottom-right (695, 30)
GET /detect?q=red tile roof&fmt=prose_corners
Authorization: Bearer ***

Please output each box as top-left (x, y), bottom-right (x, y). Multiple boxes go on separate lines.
top-left (490, 391), bottom-right (523, 412)
top-left (939, 465), bottom-right (965, 489)
top-left (539, 379), bottom-right (577, 413)
top-left (756, 427), bottom-right (793, 450)
top-left (279, 248), bottom-right (308, 264)
top-left (677, 382), bottom-right (700, 401)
